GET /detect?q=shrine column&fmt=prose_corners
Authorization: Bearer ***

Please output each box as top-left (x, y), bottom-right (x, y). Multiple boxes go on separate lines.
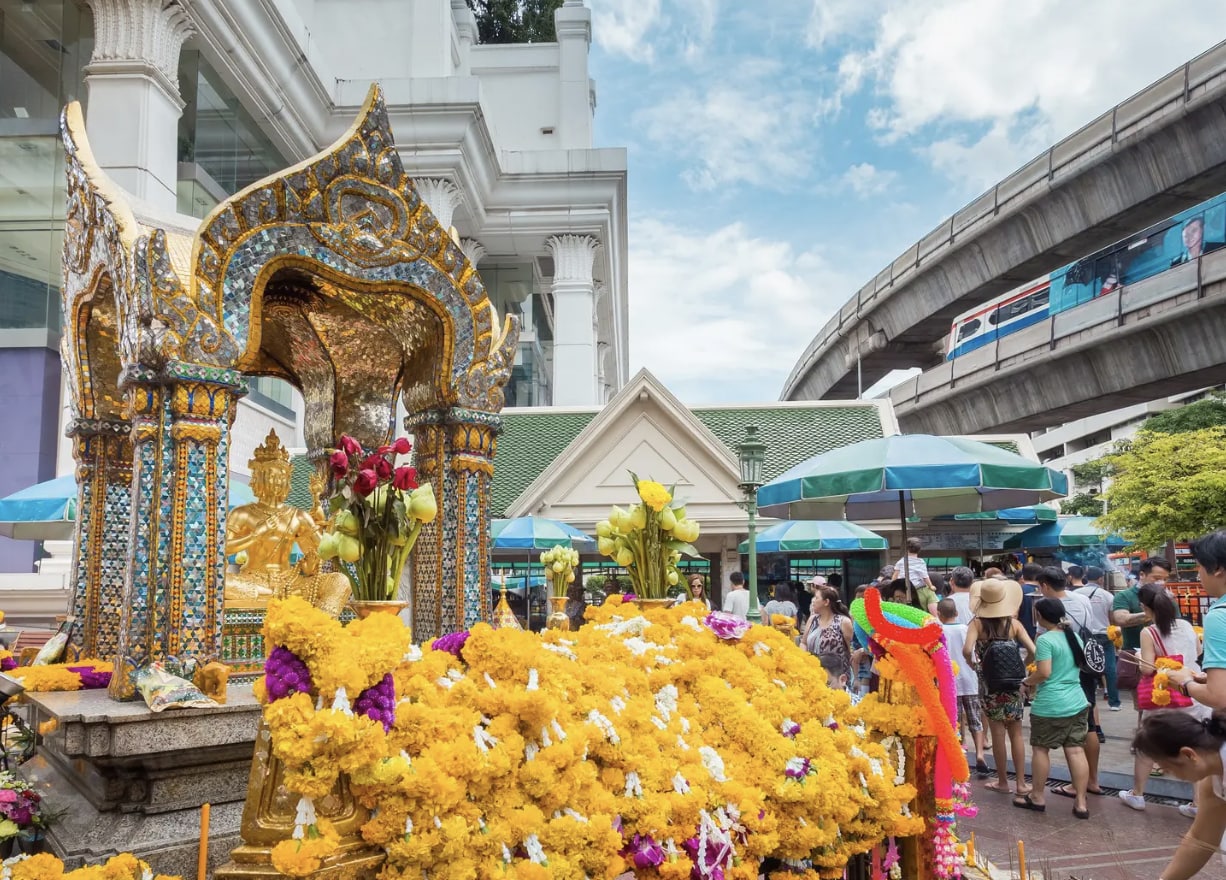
top-left (67, 419), bottom-right (133, 659)
top-left (414, 179), bottom-right (463, 233)
top-left (408, 408), bottom-right (499, 640)
top-left (110, 371), bottom-right (242, 699)
top-left (547, 234), bottom-right (599, 405)
top-left (82, 0), bottom-right (194, 213)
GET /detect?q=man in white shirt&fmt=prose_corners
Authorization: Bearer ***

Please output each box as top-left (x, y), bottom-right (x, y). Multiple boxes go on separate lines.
top-left (1074, 565), bottom-right (1119, 711)
top-left (947, 566), bottom-right (975, 624)
top-left (1038, 566), bottom-right (1106, 797)
top-left (722, 571), bottom-right (750, 619)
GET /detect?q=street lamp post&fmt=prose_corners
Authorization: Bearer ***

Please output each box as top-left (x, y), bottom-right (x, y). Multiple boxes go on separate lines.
top-left (735, 425), bottom-right (767, 623)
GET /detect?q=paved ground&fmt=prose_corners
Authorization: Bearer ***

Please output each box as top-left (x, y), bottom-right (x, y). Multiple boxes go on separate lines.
top-left (960, 695), bottom-right (1226, 879)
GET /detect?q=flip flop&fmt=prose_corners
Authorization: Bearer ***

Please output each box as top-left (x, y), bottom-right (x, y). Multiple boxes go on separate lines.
top-left (983, 781), bottom-right (1011, 793)
top-left (1052, 783), bottom-right (1106, 798)
top-left (975, 760), bottom-right (991, 776)
top-left (1073, 806), bottom-right (1090, 820)
top-left (1012, 794), bottom-right (1046, 812)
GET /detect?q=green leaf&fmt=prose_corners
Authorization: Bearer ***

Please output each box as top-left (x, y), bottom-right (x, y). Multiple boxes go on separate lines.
top-left (667, 541), bottom-right (702, 558)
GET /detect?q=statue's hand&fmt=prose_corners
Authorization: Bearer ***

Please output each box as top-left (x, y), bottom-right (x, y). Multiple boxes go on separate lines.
top-left (298, 553), bottom-right (320, 576)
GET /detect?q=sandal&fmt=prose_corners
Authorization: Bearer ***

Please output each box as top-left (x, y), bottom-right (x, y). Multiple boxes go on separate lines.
top-left (975, 760), bottom-right (991, 777)
top-left (1012, 794), bottom-right (1046, 812)
top-left (1073, 806), bottom-right (1090, 820)
top-left (1053, 783), bottom-right (1105, 798)
top-left (983, 781), bottom-right (1011, 793)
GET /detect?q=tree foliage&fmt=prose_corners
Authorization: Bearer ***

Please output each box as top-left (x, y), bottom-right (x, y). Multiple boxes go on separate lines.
top-left (1099, 427), bottom-right (1226, 548)
top-left (1061, 493), bottom-right (1105, 517)
top-left (1070, 458), bottom-right (1112, 491)
top-left (466, 0), bottom-right (565, 43)
top-left (1142, 391), bottom-right (1226, 435)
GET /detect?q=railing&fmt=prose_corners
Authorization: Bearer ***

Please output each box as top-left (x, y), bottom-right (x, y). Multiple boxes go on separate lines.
top-left (783, 39), bottom-right (1226, 398)
top-left (888, 246), bottom-right (1226, 410)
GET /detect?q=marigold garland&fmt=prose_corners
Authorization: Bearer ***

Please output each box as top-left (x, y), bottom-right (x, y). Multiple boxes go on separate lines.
top-left (2, 852), bottom-right (178, 879)
top-left (8, 660), bottom-right (112, 693)
top-left (259, 596), bottom-right (922, 880)
top-left (1151, 657), bottom-right (1184, 707)
top-left (1107, 625), bottom-right (1123, 649)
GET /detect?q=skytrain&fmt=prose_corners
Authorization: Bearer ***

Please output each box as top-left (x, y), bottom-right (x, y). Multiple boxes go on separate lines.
top-left (947, 191), bottom-right (1226, 360)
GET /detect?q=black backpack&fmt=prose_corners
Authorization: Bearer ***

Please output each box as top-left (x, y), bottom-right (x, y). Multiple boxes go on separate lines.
top-left (1067, 602), bottom-right (1107, 676)
top-left (981, 638), bottom-right (1027, 694)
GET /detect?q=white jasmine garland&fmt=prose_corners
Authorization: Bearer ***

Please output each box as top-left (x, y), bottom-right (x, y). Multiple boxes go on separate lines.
top-left (403, 644), bottom-right (423, 662)
top-left (586, 709), bottom-right (620, 744)
top-left (650, 715), bottom-right (667, 730)
top-left (654, 684), bottom-right (678, 720)
top-left (672, 773), bottom-right (690, 794)
top-left (680, 615), bottom-right (704, 632)
top-left (404, 816), bottom-right (413, 838)
top-left (473, 725), bottom-right (498, 752)
top-left (624, 770), bottom-right (643, 797)
top-left (541, 725), bottom-right (553, 748)
top-left (502, 844), bottom-right (513, 863)
top-left (525, 743), bottom-right (539, 761)
top-left (292, 796), bottom-right (316, 839)
top-left (676, 734), bottom-right (690, 751)
top-left (773, 678), bottom-right (787, 690)
top-left (435, 676), bottom-right (454, 689)
top-left (551, 719), bottom-right (567, 741)
top-left (447, 668), bottom-right (464, 681)
top-left (484, 672), bottom-right (497, 689)
top-left (526, 668), bottom-right (539, 691)
top-left (753, 641), bottom-right (771, 655)
top-left (700, 746), bottom-right (727, 782)
top-left (434, 815), bottom-right (442, 829)
top-left (524, 833), bottom-right (547, 865)
top-left (542, 642), bottom-right (578, 660)
top-left (563, 808), bottom-right (588, 823)
top-left (679, 717), bottom-right (691, 733)
top-left (595, 617), bottom-right (650, 637)
top-left (609, 695), bottom-right (627, 714)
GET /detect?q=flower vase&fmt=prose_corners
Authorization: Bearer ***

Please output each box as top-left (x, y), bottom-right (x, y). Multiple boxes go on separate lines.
top-left (632, 598), bottom-right (673, 614)
top-left (546, 596), bottom-right (571, 631)
top-left (349, 599), bottom-right (409, 619)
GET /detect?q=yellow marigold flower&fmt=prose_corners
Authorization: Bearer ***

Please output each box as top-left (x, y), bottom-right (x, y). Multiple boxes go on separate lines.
top-left (11, 665), bottom-right (83, 692)
top-left (39, 718), bottom-right (58, 735)
top-left (636, 479), bottom-right (671, 512)
top-left (13, 854), bottom-right (65, 879)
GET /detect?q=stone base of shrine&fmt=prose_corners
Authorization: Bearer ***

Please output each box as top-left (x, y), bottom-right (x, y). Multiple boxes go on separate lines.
top-left (19, 685), bottom-right (263, 879)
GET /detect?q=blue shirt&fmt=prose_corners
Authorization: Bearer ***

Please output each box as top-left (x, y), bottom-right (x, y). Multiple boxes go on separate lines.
top-left (1202, 595), bottom-right (1226, 670)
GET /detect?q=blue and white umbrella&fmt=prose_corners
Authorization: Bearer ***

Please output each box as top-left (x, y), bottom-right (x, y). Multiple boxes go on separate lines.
top-left (0, 474), bottom-right (257, 541)
top-left (737, 520), bottom-right (888, 553)
top-left (490, 516), bottom-right (595, 551)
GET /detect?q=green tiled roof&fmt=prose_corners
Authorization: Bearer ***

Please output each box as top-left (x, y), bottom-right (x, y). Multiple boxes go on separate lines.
top-left (491, 403), bottom-right (886, 517)
top-left (493, 410), bottom-right (600, 515)
top-left (692, 405), bottom-right (885, 484)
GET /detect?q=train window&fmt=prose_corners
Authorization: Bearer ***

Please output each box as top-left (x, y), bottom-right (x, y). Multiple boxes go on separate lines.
top-left (957, 318), bottom-right (980, 340)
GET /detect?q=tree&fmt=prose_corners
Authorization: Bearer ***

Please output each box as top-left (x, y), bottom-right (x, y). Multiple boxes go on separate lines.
top-left (1142, 391), bottom-right (1226, 435)
top-left (1061, 493), bottom-right (1104, 517)
top-left (465, 0), bottom-right (565, 43)
top-left (1099, 427), bottom-right (1226, 548)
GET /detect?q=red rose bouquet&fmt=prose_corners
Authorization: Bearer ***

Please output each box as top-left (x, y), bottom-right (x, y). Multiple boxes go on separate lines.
top-left (317, 435), bottom-right (438, 601)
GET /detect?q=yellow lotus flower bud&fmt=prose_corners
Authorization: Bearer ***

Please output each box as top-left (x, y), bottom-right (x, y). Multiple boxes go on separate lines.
top-left (338, 535), bottom-right (362, 563)
top-left (409, 484), bottom-right (437, 523)
top-left (667, 569), bottom-right (679, 585)
top-left (317, 533), bottom-right (338, 560)
top-left (596, 520), bottom-right (613, 538)
top-left (672, 505), bottom-right (687, 521)
top-left (609, 506), bottom-right (629, 532)
top-left (540, 550), bottom-right (550, 565)
top-left (597, 536), bottom-right (615, 556)
top-left (234, 550), bottom-right (249, 566)
top-left (335, 509), bottom-right (359, 537)
top-left (370, 484), bottom-right (389, 513)
top-left (629, 504), bottom-right (647, 530)
top-left (552, 561), bottom-right (565, 573)
top-left (566, 571), bottom-right (576, 583)
top-left (660, 508), bottom-right (678, 531)
top-left (570, 550), bottom-right (580, 565)
top-left (615, 547), bottom-right (634, 568)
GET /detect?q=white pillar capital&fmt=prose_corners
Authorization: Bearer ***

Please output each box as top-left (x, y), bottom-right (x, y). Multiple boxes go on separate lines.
top-left (85, 0), bottom-right (194, 92)
top-left (460, 238), bottom-right (486, 266)
top-left (546, 234), bottom-right (599, 284)
top-left (414, 178), bottom-right (463, 232)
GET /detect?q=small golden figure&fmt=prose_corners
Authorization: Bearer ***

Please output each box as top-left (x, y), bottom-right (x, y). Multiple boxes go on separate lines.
top-left (223, 429), bottom-right (351, 616)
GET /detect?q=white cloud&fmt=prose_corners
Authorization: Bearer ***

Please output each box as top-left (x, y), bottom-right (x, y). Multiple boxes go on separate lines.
top-left (841, 162), bottom-right (898, 197)
top-left (628, 218), bottom-right (862, 403)
top-left (637, 85), bottom-right (815, 191)
top-left (830, 0), bottom-right (1226, 188)
top-left (592, 0), bottom-right (665, 62)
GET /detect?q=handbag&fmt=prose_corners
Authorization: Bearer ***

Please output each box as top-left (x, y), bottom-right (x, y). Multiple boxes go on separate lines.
top-left (1136, 626), bottom-right (1194, 710)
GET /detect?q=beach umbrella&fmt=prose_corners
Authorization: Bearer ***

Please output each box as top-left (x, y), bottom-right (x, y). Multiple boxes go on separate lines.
top-left (489, 516), bottom-right (596, 550)
top-left (737, 520), bottom-right (887, 553)
top-left (757, 434), bottom-right (1068, 588)
top-left (0, 474), bottom-right (258, 541)
top-left (1003, 516), bottom-right (1127, 550)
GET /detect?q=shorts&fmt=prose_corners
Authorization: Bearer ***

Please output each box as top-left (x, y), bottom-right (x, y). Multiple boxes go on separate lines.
top-left (1030, 707), bottom-right (1090, 750)
top-left (981, 686), bottom-right (1025, 724)
top-left (957, 695), bottom-right (983, 733)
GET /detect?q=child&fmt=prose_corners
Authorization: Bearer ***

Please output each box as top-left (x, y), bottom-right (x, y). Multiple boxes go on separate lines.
top-left (939, 598), bottom-right (989, 776)
top-left (819, 653), bottom-right (862, 705)
top-left (851, 585), bottom-right (874, 697)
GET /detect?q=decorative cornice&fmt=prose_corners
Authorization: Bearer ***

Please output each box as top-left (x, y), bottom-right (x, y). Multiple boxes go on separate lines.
top-left (460, 238), bottom-right (486, 266)
top-left (546, 234), bottom-right (599, 284)
top-left (84, 0), bottom-right (195, 89)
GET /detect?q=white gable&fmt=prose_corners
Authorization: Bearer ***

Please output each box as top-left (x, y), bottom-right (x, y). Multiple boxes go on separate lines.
top-left (509, 370), bottom-right (752, 533)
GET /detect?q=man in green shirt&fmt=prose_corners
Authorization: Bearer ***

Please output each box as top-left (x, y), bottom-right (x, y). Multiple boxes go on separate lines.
top-left (1112, 557), bottom-right (1173, 651)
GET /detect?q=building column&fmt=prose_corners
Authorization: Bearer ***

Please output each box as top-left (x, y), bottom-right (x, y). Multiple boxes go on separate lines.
top-left (82, 0), bottom-right (194, 213)
top-left (555, 1), bottom-right (594, 149)
top-left (414, 178), bottom-right (463, 233)
top-left (547, 234), bottom-right (599, 405)
top-left (451, 0), bottom-right (479, 75)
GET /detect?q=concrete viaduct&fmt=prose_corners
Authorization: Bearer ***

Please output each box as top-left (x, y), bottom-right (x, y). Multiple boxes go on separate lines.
top-left (887, 248), bottom-right (1226, 434)
top-left (782, 41), bottom-right (1226, 402)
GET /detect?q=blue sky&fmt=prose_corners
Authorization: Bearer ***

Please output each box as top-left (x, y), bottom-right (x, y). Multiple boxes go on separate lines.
top-left (586, 0), bottom-right (1226, 405)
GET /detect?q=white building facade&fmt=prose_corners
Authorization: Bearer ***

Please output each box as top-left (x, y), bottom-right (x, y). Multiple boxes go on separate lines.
top-left (0, 0), bottom-right (628, 577)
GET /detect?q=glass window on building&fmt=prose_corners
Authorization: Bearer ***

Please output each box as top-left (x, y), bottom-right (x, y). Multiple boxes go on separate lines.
top-left (0, 0), bottom-right (92, 336)
top-left (248, 375), bottom-right (296, 417)
top-left (176, 49), bottom-right (289, 218)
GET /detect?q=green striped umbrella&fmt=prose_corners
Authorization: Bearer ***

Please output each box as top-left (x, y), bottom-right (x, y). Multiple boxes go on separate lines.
top-left (737, 520), bottom-right (887, 553)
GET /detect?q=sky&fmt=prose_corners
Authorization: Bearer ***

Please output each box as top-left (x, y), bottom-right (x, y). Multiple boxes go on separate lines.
top-left (586, 0), bottom-right (1226, 405)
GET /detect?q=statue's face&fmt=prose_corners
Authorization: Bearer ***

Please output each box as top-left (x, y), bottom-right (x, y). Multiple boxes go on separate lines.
top-left (252, 465), bottom-right (291, 504)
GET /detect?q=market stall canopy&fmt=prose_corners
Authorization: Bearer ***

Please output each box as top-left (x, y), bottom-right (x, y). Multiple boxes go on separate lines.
top-left (1003, 516), bottom-right (1127, 550)
top-left (490, 516), bottom-right (596, 551)
top-left (738, 520), bottom-right (887, 553)
top-left (941, 506), bottom-right (1058, 524)
top-left (757, 434), bottom-right (1068, 521)
top-left (0, 474), bottom-right (257, 541)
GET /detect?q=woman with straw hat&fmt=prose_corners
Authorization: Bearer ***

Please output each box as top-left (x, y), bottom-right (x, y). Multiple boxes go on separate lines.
top-left (964, 577), bottom-right (1036, 796)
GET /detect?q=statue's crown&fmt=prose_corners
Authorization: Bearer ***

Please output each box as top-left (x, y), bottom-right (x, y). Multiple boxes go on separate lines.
top-left (251, 429), bottom-right (289, 465)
